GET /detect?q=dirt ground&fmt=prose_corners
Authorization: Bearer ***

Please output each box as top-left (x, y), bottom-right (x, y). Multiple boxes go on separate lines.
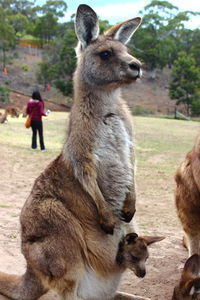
top-left (0, 116), bottom-right (195, 300)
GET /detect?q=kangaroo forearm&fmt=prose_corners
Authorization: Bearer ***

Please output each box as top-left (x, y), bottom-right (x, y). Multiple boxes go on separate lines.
top-left (69, 154), bottom-right (116, 234)
top-left (121, 183), bottom-right (136, 223)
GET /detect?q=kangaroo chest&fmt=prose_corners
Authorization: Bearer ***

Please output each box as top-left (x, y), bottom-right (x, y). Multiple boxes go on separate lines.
top-left (78, 267), bottom-right (122, 300)
top-left (94, 113), bottom-right (133, 210)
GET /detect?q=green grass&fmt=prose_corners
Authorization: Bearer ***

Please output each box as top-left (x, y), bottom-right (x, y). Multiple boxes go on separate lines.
top-left (0, 111), bottom-right (68, 156)
top-left (134, 116), bottom-right (199, 174)
top-left (0, 204), bottom-right (14, 208)
top-left (0, 112), bottom-right (199, 175)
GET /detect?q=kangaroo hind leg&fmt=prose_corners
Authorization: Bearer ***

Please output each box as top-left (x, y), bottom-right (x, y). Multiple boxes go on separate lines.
top-left (0, 266), bottom-right (47, 300)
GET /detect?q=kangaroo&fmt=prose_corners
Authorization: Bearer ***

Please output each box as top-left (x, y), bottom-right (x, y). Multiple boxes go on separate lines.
top-left (116, 233), bottom-right (165, 278)
top-left (172, 254), bottom-right (200, 300)
top-left (175, 135), bottom-right (200, 257)
top-left (5, 107), bottom-right (19, 118)
top-left (0, 4), bottom-right (144, 300)
top-left (0, 111), bottom-right (8, 123)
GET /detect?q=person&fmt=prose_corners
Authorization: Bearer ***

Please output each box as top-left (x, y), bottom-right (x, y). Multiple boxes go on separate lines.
top-left (26, 90), bottom-right (47, 151)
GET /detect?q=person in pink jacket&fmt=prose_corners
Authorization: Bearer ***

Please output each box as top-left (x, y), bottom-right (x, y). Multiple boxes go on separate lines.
top-left (26, 90), bottom-right (47, 151)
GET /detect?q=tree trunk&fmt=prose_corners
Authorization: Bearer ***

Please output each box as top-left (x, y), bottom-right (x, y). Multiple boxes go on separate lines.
top-left (186, 104), bottom-right (190, 117)
top-left (2, 48), bottom-right (6, 70)
top-left (174, 105), bottom-right (177, 119)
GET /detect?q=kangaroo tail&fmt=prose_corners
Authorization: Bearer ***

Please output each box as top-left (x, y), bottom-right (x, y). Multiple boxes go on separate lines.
top-left (0, 267), bottom-right (47, 300)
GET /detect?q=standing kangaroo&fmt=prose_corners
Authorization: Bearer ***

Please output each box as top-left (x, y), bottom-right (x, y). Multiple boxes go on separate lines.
top-left (175, 134), bottom-right (200, 257)
top-left (0, 110), bottom-right (8, 124)
top-left (0, 4), bottom-right (145, 300)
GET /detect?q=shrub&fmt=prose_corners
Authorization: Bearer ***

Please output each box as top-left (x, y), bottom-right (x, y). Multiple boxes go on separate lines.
top-left (21, 64), bottom-right (28, 71)
top-left (0, 85), bottom-right (10, 103)
top-left (131, 106), bottom-right (153, 116)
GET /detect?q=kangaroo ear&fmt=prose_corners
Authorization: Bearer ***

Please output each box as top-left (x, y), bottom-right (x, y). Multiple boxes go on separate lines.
top-left (183, 254), bottom-right (200, 276)
top-left (75, 4), bottom-right (99, 49)
top-left (142, 236), bottom-right (165, 246)
top-left (125, 232), bottom-right (138, 245)
top-left (105, 17), bottom-right (141, 44)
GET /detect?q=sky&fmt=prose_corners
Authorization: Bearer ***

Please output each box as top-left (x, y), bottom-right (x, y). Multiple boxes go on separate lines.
top-left (37, 0), bottom-right (200, 29)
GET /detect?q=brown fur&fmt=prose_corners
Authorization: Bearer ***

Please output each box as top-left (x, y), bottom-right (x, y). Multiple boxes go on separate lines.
top-left (175, 134), bottom-right (200, 256)
top-left (117, 233), bottom-right (165, 278)
top-left (0, 111), bottom-right (8, 123)
top-left (5, 107), bottom-right (19, 118)
top-left (0, 4), bottom-right (146, 300)
top-left (172, 254), bottom-right (200, 300)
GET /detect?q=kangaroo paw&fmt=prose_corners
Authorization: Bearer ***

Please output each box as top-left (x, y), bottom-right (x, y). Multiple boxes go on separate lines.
top-left (120, 208), bottom-right (135, 223)
top-left (99, 208), bottom-right (116, 234)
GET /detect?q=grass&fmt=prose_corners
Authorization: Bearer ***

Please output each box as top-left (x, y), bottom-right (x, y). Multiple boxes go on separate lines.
top-left (0, 112), bottom-right (199, 175)
top-left (0, 204), bottom-right (14, 208)
top-left (134, 116), bottom-right (199, 174)
top-left (0, 110), bottom-right (68, 157)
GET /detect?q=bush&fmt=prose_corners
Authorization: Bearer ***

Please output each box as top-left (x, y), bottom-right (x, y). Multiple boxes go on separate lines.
top-left (55, 80), bottom-right (73, 97)
top-left (0, 85), bottom-right (10, 103)
top-left (21, 64), bottom-right (28, 71)
top-left (131, 106), bottom-right (153, 116)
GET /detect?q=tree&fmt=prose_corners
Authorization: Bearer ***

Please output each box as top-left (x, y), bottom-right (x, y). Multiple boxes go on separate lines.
top-left (37, 19), bottom-right (77, 95)
top-left (169, 52), bottom-right (200, 116)
top-left (8, 13), bottom-right (29, 37)
top-left (132, 1), bottom-right (200, 72)
top-left (190, 29), bottom-right (200, 67)
top-left (132, 1), bottom-right (179, 71)
top-left (191, 92), bottom-right (200, 116)
top-left (0, 8), bottom-right (16, 70)
top-left (37, 0), bottom-right (67, 18)
top-left (0, 0), bottom-right (36, 19)
top-left (33, 13), bottom-right (58, 46)
top-left (37, 61), bottom-right (55, 91)
top-left (0, 84), bottom-right (10, 103)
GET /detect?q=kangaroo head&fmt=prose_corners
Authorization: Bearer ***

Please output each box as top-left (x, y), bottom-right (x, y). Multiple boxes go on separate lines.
top-left (117, 233), bottom-right (165, 278)
top-left (74, 4), bottom-right (142, 89)
top-left (173, 254), bottom-right (200, 300)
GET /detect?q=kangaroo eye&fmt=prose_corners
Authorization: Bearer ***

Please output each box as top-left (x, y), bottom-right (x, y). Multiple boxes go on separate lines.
top-left (131, 255), bottom-right (139, 262)
top-left (99, 50), bottom-right (112, 60)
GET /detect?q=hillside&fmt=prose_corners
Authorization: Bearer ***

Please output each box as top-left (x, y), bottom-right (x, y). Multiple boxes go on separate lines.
top-left (0, 47), bottom-right (175, 114)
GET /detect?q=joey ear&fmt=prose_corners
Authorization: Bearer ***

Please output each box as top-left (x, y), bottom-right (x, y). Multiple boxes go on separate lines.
top-left (75, 4), bottom-right (99, 49)
top-left (142, 236), bottom-right (165, 246)
top-left (183, 254), bottom-right (200, 276)
top-left (105, 17), bottom-right (141, 44)
top-left (125, 232), bottom-right (138, 244)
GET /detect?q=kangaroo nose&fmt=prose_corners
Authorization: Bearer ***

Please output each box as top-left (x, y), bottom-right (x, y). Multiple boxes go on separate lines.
top-left (138, 269), bottom-right (146, 278)
top-left (129, 61), bottom-right (140, 71)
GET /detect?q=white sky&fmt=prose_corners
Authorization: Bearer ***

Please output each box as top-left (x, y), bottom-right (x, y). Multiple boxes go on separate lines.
top-left (64, 0), bottom-right (200, 29)
top-left (36, 0), bottom-right (200, 29)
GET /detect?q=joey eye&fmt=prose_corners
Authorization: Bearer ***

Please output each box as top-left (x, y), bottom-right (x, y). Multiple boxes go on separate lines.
top-left (99, 50), bottom-right (112, 60)
top-left (131, 255), bottom-right (139, 262)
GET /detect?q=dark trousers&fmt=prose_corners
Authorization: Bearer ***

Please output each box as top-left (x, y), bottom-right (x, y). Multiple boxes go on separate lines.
top-left (31, 120), bottom-right (45, 150)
